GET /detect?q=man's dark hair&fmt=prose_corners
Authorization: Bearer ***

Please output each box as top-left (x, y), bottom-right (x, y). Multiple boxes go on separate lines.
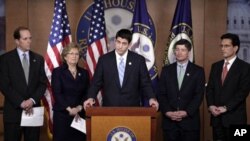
top-left (174, 39), bottom-right (192, 51)
top-left (13, 26), bottom-right (30, 40)
top-left (220, 33), bottom-right (240, 53)
top-left (115, 29), bottom-right (132, 43)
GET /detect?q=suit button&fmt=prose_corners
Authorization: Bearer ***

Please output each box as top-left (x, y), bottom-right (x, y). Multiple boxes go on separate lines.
top-left (178, 97), bottom-right (180, 100)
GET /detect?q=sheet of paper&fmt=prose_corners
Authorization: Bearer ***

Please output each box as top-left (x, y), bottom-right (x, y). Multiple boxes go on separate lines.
top-left (70, 115), bottom-right (86, 134)
top-left (20, 106), bottom-right (44, 127)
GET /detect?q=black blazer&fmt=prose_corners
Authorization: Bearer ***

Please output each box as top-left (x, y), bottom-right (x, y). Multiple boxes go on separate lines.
top-left (159, 62), bottom-right (205, 130)
top-left (51, 63), bottom-right (89, 112)
top-left (87, 50), bottom-right (156, 106)
top-left (206, 58), bottom-right (250, 127)
top-left (0, 48), bottom-right (47, 123)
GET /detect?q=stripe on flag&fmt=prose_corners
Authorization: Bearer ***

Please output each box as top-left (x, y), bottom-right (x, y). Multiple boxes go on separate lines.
top-left (86, 0), bottom-right (108, 106)
top-left (41, 0), bottom-right (72, 138)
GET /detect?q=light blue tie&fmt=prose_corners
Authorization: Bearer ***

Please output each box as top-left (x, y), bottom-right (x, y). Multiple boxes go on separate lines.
top-left (118, 57), bottom-right (125, 86)
top-left (178, 65), bottom-right (184, 89)
top-left (22, 53), bottom-right (29, 84)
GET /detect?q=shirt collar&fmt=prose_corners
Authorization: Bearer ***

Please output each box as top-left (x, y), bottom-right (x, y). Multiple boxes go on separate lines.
top-left (177, 61), bottom-right (188, 69)
top-left (17, 47), bottom-right (29, 59)
top-left (224, 56), bottom-right (236, 65)
top-left (115, 50), bottom-right (128, 63)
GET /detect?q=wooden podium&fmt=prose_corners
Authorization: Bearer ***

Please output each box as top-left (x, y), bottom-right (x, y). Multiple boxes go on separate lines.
top-left (86, 107), bottom-right (157, 141)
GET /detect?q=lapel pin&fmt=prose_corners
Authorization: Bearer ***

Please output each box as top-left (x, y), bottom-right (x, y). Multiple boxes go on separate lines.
top-left (78, 73), bottom-right (81, 76)
top-left (129, 62), bottom-right (132, 65)
top-left (187, 73), bottom-right (190, 76)
top-left (33, 59), bottom-right (36, 62)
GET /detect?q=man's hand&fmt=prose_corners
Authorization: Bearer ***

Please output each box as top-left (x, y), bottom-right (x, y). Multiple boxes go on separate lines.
top-left (176, 110), bottom-right (188, 118)
top-left (209, 105), bottom-right (221, 117)
top-left (166, 111), bottom-right (182, 121)
top-left (149, 98), bottom-right (159, 111)
top-left (165, 110), bottom-right (188, 121)
top-left (20, 98), bottom-right (34, 111)
top-left (217, 106), bottom-right (227, 114)
top-left (83, 98), bottom-right (95, 110)
top-left (25, 108), bottom-right (34, 116)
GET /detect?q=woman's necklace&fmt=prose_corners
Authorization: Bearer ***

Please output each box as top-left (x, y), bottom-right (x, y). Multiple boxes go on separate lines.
top-left (69, 69), bottom-right (77, 78)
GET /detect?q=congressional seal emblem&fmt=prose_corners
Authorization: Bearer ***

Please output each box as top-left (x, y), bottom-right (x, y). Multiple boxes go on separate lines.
top-left (107, 127), bottom-right (136, 141)
top-left (76, 0), bottom-right (156, 65)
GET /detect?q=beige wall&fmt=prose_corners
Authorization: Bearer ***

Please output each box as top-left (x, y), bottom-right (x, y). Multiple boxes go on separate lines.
top-left (1, 0), bottom-right (249, 141)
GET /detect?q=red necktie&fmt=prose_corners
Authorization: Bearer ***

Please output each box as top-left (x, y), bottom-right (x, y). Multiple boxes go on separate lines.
top-left (221, 62), bottom-right (229, 84)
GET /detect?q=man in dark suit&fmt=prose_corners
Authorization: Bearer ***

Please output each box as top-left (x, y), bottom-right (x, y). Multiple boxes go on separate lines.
top-left (83, 29), bottom-right (158, 110)
top-left (206, 33), bottom-right (250, 141)
top-left (158, 39), bottom-right (205, 141)
top-left (0, 26), bottom-right (47, 141)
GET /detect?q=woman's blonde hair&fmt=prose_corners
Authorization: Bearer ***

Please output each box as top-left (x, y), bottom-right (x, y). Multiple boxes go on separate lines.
top-left (61, 43), bottom-right (82, 63)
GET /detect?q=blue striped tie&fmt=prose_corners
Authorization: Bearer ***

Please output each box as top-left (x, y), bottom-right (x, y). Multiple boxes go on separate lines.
top-left (118, 57), bottom-right (125, 86)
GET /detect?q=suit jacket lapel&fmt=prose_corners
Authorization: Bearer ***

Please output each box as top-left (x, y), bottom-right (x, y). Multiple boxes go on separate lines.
top-left (122, 51), bottom-right (133, 88)
top-left (14, 49), bottom-right (28, 85)
top-left (172, 63), bottom-right (180, 91)
top-left (111, 51), bottom-right (121, 88)
top-left (217, 61), bottom-right (225, 87)
top-left (28, 52), bottom-right (36, 85)
top-left (223, 58), bottom-right (239, 85)
top-left (180, 62), bottom-right (191, 90)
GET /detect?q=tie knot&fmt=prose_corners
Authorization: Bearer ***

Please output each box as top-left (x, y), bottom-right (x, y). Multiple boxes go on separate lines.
top-left (119, 57), bottom-right (124, 62)
top-left (179, 64), bottom-right (184, 68)
top-left (224, 62), bottom-right (229, 67)
top-left (23, 53), bottom-right (26, 57)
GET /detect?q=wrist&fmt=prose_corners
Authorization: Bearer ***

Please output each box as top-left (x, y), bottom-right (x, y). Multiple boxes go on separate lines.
top-left (66, 107), bottom-right (71, 112)
top-left (77, 105), bottom-right (83, 111)
top-left (223, 105), bottom-right (227, 111)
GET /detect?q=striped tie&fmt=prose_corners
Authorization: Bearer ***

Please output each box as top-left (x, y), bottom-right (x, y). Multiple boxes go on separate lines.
top-left (221, 61), bottom-right (229, 84)
top-left (118, 57), bottom-right (125, 86)
top-left (22, 53), bottom-right (29, 84)
top-left (178, 65), bottom-right (184, 89)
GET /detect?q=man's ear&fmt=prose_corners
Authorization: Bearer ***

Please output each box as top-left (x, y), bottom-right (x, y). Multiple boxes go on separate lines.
top-left (234, 45), bottom-right (239, 53)
top-left (15, 39), bottom-right (19, 45)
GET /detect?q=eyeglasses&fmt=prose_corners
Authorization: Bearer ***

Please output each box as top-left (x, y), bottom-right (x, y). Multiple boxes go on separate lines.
top-left (68, 52), bottom-right (80, 56)
top-left (220, 44), bottom-right (233, 48)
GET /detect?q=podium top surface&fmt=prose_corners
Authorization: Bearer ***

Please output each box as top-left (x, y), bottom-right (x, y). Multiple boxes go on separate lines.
top-left (86, 107), bottom-right (157, 117)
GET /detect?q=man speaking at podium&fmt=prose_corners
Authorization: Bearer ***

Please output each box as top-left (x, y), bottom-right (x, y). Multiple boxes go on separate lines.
top-left (83, 29), bottom-right (158, 110)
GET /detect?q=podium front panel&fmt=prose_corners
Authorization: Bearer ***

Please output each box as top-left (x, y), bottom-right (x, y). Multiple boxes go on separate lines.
top-left (91, 116), bottom-right (151, 141)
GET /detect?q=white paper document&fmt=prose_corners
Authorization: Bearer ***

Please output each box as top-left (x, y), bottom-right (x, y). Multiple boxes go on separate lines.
top-left (70, 115), bottom-right (86, 134)
top-left (20, 106), bottom-right (44, 127)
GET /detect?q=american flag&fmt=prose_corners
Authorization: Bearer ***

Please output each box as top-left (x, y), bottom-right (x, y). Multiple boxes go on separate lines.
top-left (86, 0), bottom-right (108, 106)
top-left (42, 0), bottom-right (72, 137)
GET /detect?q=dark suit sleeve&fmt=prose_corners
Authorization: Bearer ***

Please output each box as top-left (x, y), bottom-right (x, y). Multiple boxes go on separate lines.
top-left (185, 68), bottom-right (205, 117)
top-left (139, 57), bottom-right (155, 99)
top-left (225, 63), bottom-right (250, 111)
top-left (206, 64), bottom-right (216, 107)
top-left (51, 68), bottom-right (69, 110)
top-left (0, 55), bottom-right (24, 108)
top-left (30, 56), bottom-right (47, 104)
top-left (87, 57), bottom-right (104, 98)
top-left (158, 66), bottom-right (171, 114)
